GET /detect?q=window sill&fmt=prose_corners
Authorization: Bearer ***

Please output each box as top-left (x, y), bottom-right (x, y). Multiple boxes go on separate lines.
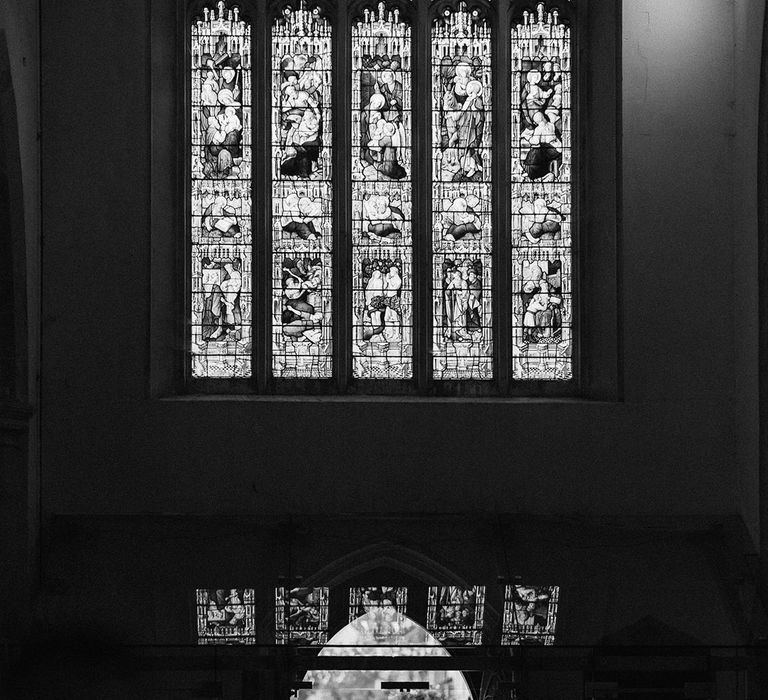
top-left (158, 393), bottom-right (620, 405)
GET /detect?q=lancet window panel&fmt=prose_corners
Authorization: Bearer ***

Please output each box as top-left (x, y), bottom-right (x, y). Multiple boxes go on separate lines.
top-left (351, 2), bottom-right (414, 381)
top-left (511, 2), bottom-right (573, 382)
top-left (431, 2), bottom-right (494, 381)
top-left (271, 2), bottom-right (334, 379)
top-left (190, 2), bottom-right (253, 379)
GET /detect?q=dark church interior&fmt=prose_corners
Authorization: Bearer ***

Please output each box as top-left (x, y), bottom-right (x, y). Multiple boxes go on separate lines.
top-left (3, 0), bottom-right (768, 697)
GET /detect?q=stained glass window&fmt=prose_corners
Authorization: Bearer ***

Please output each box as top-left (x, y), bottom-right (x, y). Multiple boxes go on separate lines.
top-left (501, 584), bottom-right (559, 645)
top-left (511, 3), bottom-right (572, 381)
top-left (272, 2), bottom-right (333, 379)
top-left (426, 585), bottom-right (485, 645)
top-left (349, 586), bottom-right (408, 622)
top-left (196, 588), bottom-right (256, 644)
top-left (191, 2), bottom-right (252, 378)
top-left (352, 3), bottom-right (414, 380)
top-left (431, 2), bottom-right (493, 381)
top-left (275, 586), bottom-right (329, 644)
top-left (187, 0), bottom-right (582, 390)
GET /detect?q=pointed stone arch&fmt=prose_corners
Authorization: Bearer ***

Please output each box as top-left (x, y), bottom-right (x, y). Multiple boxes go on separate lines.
top-left (302, 541), bottom-right (477, 588)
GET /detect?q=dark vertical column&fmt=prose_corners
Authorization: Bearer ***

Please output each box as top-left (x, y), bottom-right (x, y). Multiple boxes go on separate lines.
top-left (573, 0), bottom-right (585, 393)
top-left (255, 0), bottom-right (271, 391)
top-left (414, 0), bottom-right (431, 392)
top-left (333, 1), bottom-right (351, 391)
top-left (494, 0), bottom-right (511, 391)
top-left (759, 0), bottom-right (768, 606)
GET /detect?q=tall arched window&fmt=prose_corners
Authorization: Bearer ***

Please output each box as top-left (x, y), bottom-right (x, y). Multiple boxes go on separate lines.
top-left (190, 2), bottom-right (253, 379)
top-left (184, 0), bottom-right (604, 396)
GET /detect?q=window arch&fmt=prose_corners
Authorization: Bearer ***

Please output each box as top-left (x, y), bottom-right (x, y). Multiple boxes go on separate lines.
top-left (177, 0), bottom-right (619, 397)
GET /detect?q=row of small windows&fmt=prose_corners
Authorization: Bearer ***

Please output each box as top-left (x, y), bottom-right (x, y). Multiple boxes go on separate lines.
top-left (197, 584), bottom-right (559, 645)
top-left (190, 0), bottom-right (572, 385)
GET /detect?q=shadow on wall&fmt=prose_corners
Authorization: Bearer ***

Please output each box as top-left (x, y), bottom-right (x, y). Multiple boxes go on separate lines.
top-left (2, 634), bottom-right (138, 700)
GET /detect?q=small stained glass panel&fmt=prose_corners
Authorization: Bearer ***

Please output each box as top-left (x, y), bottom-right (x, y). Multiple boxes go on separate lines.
top-left (196, 588), bottom-right (256, 645)
top-left (349, 586), bottom-right (408, 622)
top-left (352, 4), bottom-right (414, 379)
top-left (275, 586), bottom-right (329, 645)
top-left (272, 4), bottom-right (333, 379)
top-left (501, 584), bottom-right (559, 645)
top-left (431, 3), bottom-right (493, 380)
top-left (426, 586), bottom-right (485, 646)
top-left (511, 3), bottom-right (573, 381)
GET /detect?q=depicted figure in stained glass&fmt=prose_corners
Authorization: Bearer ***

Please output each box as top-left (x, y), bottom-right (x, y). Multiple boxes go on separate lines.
top-left (202, 193), bottom-right (242, 238)
top-left (521, 260), bottom-right (562, 343)
top-left (436, 588), bottom-right (476, 627)
top-left (200, 256), bottom-right (243, 342)
top-left (349, 586), bottom-right (407, 619)
top-left (275, 587), bottom-right (329, 645)
top-left (197, 28), bottom-right (245, 180)
top-left (511, 587), bottom-right (550, 631)
top-left (280, 191), bottom-right (323, 241)
top-left (191, 2), bottom-right (252, 379)
top-left (502, 585), bottom-right (558, 644)
top-left (351, 3), bottom-right (413, 380)
top-left (521, 112), bottom-right (562, 182)
top-left (279, 54), bottom-right (324, 178)
top-left (432, 4), bottom-right (492, 380)
top-left (442, 259), bottom-right (482, 342)
top-left (511, 3), bottom-right (572, 381)
top-left (519, 192), bottom-right (565, 243)
top-left (281, 257), bottom-right (323, 343)
top-left (427, 586), bottom-right (485, 645)
top-left (196, 588), bottom-right (256, 644)
top-left (437, 56), bottom-right (485, 182)
top-left (272, 4), bottom-right (333, 378)
top-left (360, 59), bottom-right (407, 180)
top-left (348, 586), bottom-right (408, 643)
top-left (362, 258), bottom-right (402, 342)
top-left (362, 192), bottom-right (405, 241)
top-left (441, 193), bottom-right (482, 241)
top-left (520, 63), bottom-right (564, 181)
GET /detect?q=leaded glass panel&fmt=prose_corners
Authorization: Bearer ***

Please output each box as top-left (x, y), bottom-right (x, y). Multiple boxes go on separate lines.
top-left (426, 585), bottom-right (485, 645)
top-left (275, 586), bottom-right (329, 644)
top-left (272, 3), bottom-right (333, 378)
top-left (431, 3), bottom-right (493, 380)
top-left (511, 3), bottom-right (572, 380)
top-left (191, 3), bottom-right (252, 378)
top-left (349, 586), bottom-right (408, 622)
top-left (501, 584), bottom-right (559, 645)
top-left (196, 588), bottom-right (256, 644)
top-left (352, 3), bottom-right (414, 380)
